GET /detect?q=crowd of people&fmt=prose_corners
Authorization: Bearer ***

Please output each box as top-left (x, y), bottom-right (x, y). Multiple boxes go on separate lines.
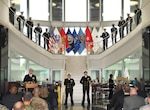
top-left (0, 68), bottom-right (58, 110)
top-left (9, 3), bottom-right (142, 53)
top-left (107, 74), bottom-right (150, 110)
top-left (100, 4), bottom-right (142, 51)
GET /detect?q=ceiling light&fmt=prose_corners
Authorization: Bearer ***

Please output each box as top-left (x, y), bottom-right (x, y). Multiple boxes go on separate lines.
top-left (52, 2), bottom-right (56, 7)
top-left (130, 1), bottom-right (138, 6)
top-left (11, 0), bottom-right (20, 5)
top-left (95, 3), bottom-right (100, 7)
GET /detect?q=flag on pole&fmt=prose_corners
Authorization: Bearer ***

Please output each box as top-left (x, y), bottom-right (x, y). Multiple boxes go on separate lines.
top-left (59, 28), bottom-right (69, 52)
top-left (92, 27), bottom-right (101, 54)
top-left (85, 26), bottom-right (93, 52)
top-left (53, 27), bottom-right (63, 54)
top-left (72, 28), bottom-right (81, 54)
top-left (66, 28), bottom-right (74, 53)
top-left (78, 28), bottom-right (85, 54)
top-left (97, 26), bottom-right (103, 53)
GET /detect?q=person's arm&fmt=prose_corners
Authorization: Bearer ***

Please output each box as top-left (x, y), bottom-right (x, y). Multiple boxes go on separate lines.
top-left (23, 75), bottom-right (27, 83)
top-left (34, 75), bottom-right (37, 83)
top-left (72, 79), bottom-right (75, 86)
top-left (80, 77), bottom-right (83, 84)
top-left (64, 79), bottom-right (67, 86)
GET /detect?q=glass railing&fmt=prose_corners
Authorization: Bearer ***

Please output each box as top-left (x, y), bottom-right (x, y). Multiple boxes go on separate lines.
top-left (7, 1), bottom-right (142, 55)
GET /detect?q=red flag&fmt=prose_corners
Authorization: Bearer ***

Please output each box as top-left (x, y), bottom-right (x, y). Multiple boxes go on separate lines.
top-left (59, 28), bottom-right (69, 49)
top-left (85, 26), bottom-right (93, 51)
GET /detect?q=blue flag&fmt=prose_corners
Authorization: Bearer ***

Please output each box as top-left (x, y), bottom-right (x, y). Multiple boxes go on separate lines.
top-left (66, 28), bottom-right (74, 53)
top-left (78, 28), bottom-right (85, 54)
top-left (72, 29), bottom-right (81, 54)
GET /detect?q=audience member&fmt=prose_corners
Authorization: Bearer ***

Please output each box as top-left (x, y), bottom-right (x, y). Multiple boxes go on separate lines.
top-left (31, 87), bottom-right (48, 110)
top-left (34, 23), bottom-right (42, 46)
top-left (140, 78), bottom-right (145, 91)
top-left (140, 93), bottom-right (150, 110)
top-left (100, 28), bottom-right (110, 51)
top-left (0, 104), bottom-right (8, 110)
top-left (22, 92), bottom-right (35, 110)
top-left (17, 12), bottom-right (25, 32)
top-left (108, 74), bottom-right (114, 99)
top-left (42, 28), bottom-right (49, 50)
top-left (111, 24), bottom-right (118, 45)
top-left (125, 13), bottom-right (133, 34)
top-left (12, 101), bottom-right (25, 110)
top-left (40, 85), bottom-right (56, 110)
top-left (26, 17), bottom-right (34, 40)
top-left (9, 3), bottom-right (16, 25)
top-left (123, 87), bottom-right (145, 110)
top-left (134, 4), bottom-right (142, 26)
top-left (2, 85), bottom-right (21, 110)
top-left (109, 84), bottom-right (123, 110)
top-left (135, 84), bottom-right (147, 98)
top-left (118, 16), bottom-right (125, 39)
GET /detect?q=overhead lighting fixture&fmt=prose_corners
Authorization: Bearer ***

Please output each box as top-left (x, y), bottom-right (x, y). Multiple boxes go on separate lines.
top-left (11, 0), bottom-right (20, 5)
top-left (130, 1), bottom-right (138, 6)
top-left (95, 3), bottom-right (100, 7)
top-left (52, 2), bottom-right (56, 7)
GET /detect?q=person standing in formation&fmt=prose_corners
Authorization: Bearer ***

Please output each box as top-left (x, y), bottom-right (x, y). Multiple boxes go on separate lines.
top-left (64, 73), bottom-right (75, 108)
top-left (9, 3), bottom-right (16, 25)
top-left (118, 16), bottom-right (125, 39)
top-left (17, 12), bottom-right (25, 32)
top-left (111, 24), bottom-right (118, 45)
top-left (26, 17), bottom-right (34, 40)
top-left (101, 28), bottom-right (110, 51)
top-left (34, 23), bottom-right (42, 46)
top-left (80, 71), bottom-right (91, 107)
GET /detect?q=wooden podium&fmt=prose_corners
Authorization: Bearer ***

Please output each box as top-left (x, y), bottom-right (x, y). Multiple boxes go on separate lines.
top-left (25, 83), bottom-right (38, 92)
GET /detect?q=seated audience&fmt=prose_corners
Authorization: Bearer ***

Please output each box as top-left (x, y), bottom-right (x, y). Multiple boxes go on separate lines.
top-left (22, 92), bottom-right (35, 110)
top-left (40, 85), bottom-right (55, 110)
top-left (31, 87), bottom-right (48, 110)
top-left (135, 84), bottom-right (147, 98)
top-left (109, 84), bottom-right (130, 110)
top-left (123, 87), bottom-right (145, 110)
top-left (12, 101), bottom-right (25, 110)
top-left (2, 85), bottom-right (21, 110)
top-left (140, 93), bottom-right (150, 110)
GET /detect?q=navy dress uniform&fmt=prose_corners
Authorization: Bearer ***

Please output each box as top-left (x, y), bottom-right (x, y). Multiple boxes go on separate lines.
top-left (64, 73), bottom-right (75, 108)
top-left (80, 71), bottom-right (91, 107)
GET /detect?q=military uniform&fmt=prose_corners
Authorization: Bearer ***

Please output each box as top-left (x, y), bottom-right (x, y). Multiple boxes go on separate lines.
top-left (111, 26), bottom-right (118, 44)
top-left (126, 16), bottom-right (133, 34)
top-left (17, 14), bottom-right (25, 31)
top-left (64, 78), bottom-right (75, 106)
top-left (26, 20), bottom-right (34, 40)
top-left (80, 76), bottom-right (91, 106)
top-left (34, 26), bottom-right (42, 45)
top-left (23, 74), bottom-right (37, 83)
top-left (118, 19), bottom-right (126, 39)
top-left (101, 31), bottom-right (110, 50)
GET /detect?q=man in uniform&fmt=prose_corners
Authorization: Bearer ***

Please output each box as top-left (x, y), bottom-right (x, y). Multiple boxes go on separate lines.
top-left (23, 68), bottom-right (37, 83)
top-left (9, 3), bottom-right (16, 25)
top-left (126, 13), bottom-right (133, 34)
top-left (118, 16), bottom-right (125, 39)
top-left (42, 28), bottom-right (49, 50)
top-left (134, 4), bottom-right (142, 26)
top-left (100, 28), bottom-right (110, 51)
top-left (26, 17), bottom-right (34, 40)
top-left (34, 23), bottom-right (42, 46)
top-left (80, 71), bottom-right (91, 107)
top-left (64, 73), bottom-right (75, 108)
top-left (111, 24), bottom-right (118, 45)
top-left (17, 12), bottom-right (25, 32)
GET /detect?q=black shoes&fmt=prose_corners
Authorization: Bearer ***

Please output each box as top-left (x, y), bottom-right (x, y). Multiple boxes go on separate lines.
top-left (71, 103), bottom-right (74, 106)
top-left (81, 103), bottom-right (85, 107)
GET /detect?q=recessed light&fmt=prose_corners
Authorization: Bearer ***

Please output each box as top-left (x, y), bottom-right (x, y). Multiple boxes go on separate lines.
top-left (95, 3), bottom-right (100, 7)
